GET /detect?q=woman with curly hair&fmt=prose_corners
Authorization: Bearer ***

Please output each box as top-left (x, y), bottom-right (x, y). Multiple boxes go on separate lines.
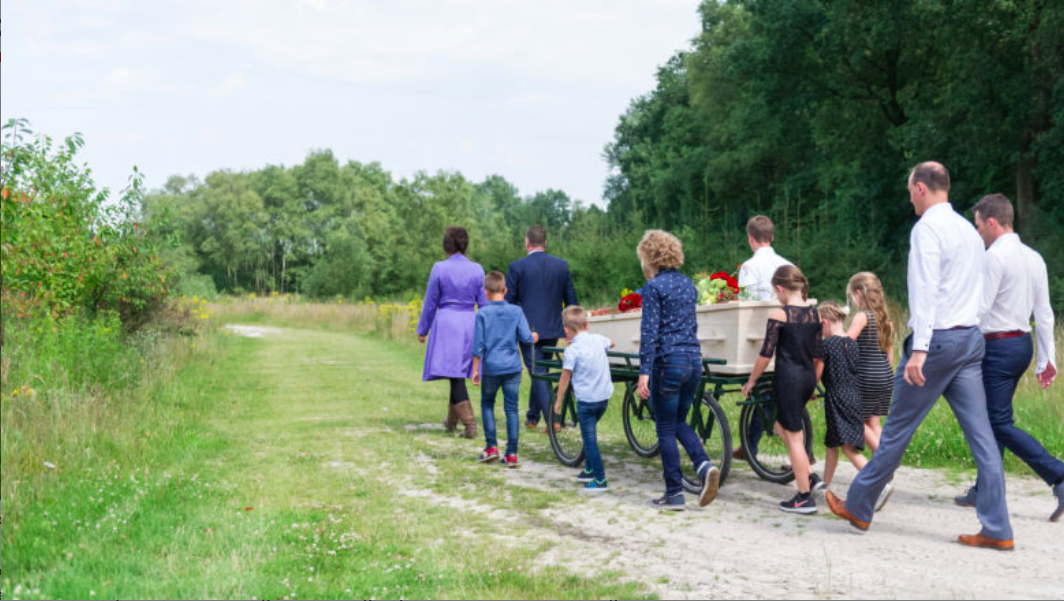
top-left (635, 230), bottom-right (720, 511)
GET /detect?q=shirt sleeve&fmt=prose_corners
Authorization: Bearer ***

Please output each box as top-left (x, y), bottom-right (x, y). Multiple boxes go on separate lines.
top-left (908, 222), bottom-right (941, 352)
top-left (517, 312), bottom-right (535, 346)
top-left (980, 250), bottom-right (1005, 325)
top-left (759, 319), bottom-right (784, 359)
top-left (562, 346), bottom-right (577, 372)
top-left (472, 311), bottom-right (486, 359)
top-left (417, 265), bottom-right (441, 337)
top-left (1031, 254), bottom-right (1056, 373)
top-left (639, 282), bottom-right (661, 375)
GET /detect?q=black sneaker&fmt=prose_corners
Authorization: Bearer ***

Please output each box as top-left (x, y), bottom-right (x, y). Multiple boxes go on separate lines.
top-left (651, 492), bottom-right (686, 511)
top-left (780, 492), bottom-right (817, 514)
top-left (809, 473), bottom-right (827, 497)
top-left (575, 469), bottom-right (595, 483)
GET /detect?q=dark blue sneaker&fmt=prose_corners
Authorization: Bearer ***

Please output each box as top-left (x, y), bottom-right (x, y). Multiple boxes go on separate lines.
top-left (696, 461), bottom-right (720, 507)
top-left (582, 479), bottom-right (609, 493)
top-left (651, 492), bottom-right (685, 511)
top-left (1051, 481), bottom-right (1064, 523)
top-left (954, 485), bottom-right (977, 508)
top-left (575, 469), bottom-right (595, 483)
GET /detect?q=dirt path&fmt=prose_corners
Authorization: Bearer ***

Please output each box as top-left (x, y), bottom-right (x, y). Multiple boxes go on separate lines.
top-left (228, 324), bottom-right (1061, 600)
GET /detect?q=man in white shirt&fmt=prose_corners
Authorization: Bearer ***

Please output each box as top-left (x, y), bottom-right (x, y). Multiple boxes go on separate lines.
top-left (738, 216), bottom-right (794, 301)
top-left (733, 216), bottom-right (794, 462)
top-left (826, 162), bottom-right (1014, 550)
top-left (953, 193), bottom-right (1063, 521)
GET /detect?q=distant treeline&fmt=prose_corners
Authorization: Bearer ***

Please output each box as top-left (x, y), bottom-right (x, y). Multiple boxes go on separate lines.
top-left (145, 0), bottom-right (1064, 311)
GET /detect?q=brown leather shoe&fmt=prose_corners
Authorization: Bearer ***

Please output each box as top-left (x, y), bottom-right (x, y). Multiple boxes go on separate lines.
top-left (732, 446), bottom-right (747, 461)
top-left (825, 491), bottom-right (870, 531)
top-left (524, 419), bottom-right (539, 430)
top-left (958, 533), bottom-right (1014, 551)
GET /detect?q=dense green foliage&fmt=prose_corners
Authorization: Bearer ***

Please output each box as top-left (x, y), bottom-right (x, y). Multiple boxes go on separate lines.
top-left (144, 1), bottom-right (1063, 310)
top-left (1, 119), bottom-right (174, 333)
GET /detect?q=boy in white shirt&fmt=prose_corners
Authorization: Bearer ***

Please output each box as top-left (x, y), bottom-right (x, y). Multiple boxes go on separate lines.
top-left (734, 215), bottom-right (795, 461)
top-left (554, 306), bottom-right (615, 492)
top-left (739, 215), bottom-right (794, 301)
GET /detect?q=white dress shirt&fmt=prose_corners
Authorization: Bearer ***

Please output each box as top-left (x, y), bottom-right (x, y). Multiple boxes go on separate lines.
top-left (907, 202), bottom-right (985, 352)
top-left (738, 246), bottom-right (794, 301)
top-left (979, 232), bottom-right (1056, 373)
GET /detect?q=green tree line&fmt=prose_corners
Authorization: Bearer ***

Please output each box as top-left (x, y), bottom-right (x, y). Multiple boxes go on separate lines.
top-left (146, 0), bottom-right (1064, 310)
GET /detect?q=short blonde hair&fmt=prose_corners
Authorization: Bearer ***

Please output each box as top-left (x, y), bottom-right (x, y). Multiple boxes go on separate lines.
top-left (562, 305), bottom-right (588, 331)
top-left (817, 301), bottom-right (847, 324)
top-left (636, 230), bottom-right (684, 280)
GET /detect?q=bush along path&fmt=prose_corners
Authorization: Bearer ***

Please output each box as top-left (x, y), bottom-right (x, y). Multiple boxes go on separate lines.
top-left (5, 322), bottom-right (1062, 600)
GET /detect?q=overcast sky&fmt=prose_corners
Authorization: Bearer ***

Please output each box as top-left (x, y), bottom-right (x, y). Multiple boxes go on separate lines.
top-left (1, 0), bottom-right (701, 206)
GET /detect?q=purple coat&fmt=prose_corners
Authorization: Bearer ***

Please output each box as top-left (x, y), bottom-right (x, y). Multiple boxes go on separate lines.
top-left (417, 254), bottom-right (489, 381)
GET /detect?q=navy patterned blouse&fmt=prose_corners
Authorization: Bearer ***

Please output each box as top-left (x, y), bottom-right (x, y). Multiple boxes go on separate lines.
top-left (639, 269), bottom-right (701, 374)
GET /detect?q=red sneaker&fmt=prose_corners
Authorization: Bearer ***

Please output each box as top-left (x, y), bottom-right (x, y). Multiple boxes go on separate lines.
top-left (503, 454), bottom-right (520, 468)
top-left (479, 448), bottom-right (500, 463)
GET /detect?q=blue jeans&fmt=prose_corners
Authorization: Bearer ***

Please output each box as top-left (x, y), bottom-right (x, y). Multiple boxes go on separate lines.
top-left (481, 372), bottom-right (522, 455)
top-left (846, 329), bottom-right (1012, 540)
top-left (520, 339), bottom-right (558, 424)
top-left (578, 400), bottom-right (610, 482)
top-left (984, 335), bottom-right (1064, 487)
top-left (651, 353), bottom-right (710, 496)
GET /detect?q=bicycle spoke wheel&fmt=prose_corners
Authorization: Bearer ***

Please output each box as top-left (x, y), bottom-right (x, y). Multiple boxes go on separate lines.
top-left (547, 386), bottom-right (585, 468)
top-left (740, 397), bottom-right (814, 485)
top-left (681, 394), bottom-right (733, 492)
top-left (622, 383), bottom-right (659, 458)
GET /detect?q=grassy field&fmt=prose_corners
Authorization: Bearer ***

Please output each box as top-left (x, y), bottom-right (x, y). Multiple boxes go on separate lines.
top-left (0, 307), bottom-right (648, 600)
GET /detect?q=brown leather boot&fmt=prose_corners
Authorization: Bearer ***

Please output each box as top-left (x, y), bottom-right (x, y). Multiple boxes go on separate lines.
top-left (443, 403), bottom-right (458, 434)
top-left (454, 400), bottom-right (477, 439)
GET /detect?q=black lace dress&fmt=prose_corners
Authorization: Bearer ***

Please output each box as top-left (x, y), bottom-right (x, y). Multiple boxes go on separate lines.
top-left (759, 305), bottom-right (822, 433)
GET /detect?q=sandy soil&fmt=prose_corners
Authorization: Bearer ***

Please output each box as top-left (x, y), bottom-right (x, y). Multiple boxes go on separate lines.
top-left (418, 440), bottom-right (1062, 600)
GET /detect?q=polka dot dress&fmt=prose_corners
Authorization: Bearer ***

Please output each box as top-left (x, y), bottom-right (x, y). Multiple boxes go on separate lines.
top-left (821, 336), bottom-right (865, 449)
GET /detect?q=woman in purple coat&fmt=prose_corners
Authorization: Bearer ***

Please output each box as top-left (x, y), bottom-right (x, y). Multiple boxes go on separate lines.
top-left (417, 226), bottom-right (489, 439)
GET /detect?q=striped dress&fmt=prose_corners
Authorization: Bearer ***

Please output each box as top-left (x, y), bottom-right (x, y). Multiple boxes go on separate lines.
top-left (855, 311), bottom-right (893, 418)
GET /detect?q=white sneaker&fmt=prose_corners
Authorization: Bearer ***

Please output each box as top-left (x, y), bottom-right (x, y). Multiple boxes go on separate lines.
top-left (875, 483), bottom-right (894, 512)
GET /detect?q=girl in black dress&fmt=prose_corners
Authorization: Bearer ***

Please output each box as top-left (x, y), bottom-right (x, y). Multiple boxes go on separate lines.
top-left (742, 265), bottom-right (822, 514)
top-left (815, 302), bottom-right (868, 490)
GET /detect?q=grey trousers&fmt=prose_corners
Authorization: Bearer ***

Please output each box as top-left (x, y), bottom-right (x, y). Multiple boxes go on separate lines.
top-left (845, 327), bottom-right (1013, 541)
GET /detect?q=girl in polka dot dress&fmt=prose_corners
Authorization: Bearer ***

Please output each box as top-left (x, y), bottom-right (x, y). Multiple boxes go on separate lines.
top-left (815, 302), bottom-right (868, 491)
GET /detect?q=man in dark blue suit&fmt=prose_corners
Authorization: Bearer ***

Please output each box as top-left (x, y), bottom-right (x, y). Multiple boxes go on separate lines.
top-left (506, 225), bottom-right (579, 428)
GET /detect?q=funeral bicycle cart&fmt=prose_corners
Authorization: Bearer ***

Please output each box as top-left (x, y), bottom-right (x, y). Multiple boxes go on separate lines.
top-left (534, 300), bottom-right (815, 492)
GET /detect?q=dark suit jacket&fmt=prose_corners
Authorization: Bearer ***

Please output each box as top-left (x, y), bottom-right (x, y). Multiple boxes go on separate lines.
top-left (505, 251), bottom-right (578, 341)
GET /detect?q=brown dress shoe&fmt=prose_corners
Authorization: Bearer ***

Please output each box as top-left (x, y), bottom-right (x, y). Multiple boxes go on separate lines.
top-left (825, 491), bottom-right (870, 531)
top-left (732, 447), bottom-right (747, 461)
top-left (958, 533), bottom-right (1014, 551)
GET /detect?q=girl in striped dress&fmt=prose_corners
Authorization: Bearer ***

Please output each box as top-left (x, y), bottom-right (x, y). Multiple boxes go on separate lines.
top-left (846, 272), bottom-right (895, 454)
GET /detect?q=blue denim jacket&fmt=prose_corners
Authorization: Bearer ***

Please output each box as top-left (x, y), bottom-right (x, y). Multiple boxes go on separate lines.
top-left (473, 301), bottom-right (535, 376)
top-left (639, 269), bottom-right (700, 375)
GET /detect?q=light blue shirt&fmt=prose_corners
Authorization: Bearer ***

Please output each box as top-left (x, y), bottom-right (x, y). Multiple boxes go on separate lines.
top-left (562, 332), bottom-right (615, 403)
top-left (473, 301), bottom-right (535, 376)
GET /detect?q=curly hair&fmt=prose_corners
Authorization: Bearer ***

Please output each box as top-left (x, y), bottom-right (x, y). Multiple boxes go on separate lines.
top-left (636, 230), bottom-right (684, 279)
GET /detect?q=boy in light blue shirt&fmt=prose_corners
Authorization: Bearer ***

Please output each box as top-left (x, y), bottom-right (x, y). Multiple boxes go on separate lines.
top-left (472, 271), bottom-right (537, 467)
top-left (554, 305), bottom-right (615, 492)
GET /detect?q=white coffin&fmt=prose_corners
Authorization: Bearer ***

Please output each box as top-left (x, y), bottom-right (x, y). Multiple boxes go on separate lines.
top-left (588, 300), bottom-right (787, 375)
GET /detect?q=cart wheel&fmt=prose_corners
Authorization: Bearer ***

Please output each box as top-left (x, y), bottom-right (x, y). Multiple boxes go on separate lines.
top-left (547, 385), bottom-right (586, 468)
top-left (739, 395), bottom-right (814, 484)
top-left (681, 393), bottom-right (733, 493)
top-left (622, 383), bottom-right (659, 458)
